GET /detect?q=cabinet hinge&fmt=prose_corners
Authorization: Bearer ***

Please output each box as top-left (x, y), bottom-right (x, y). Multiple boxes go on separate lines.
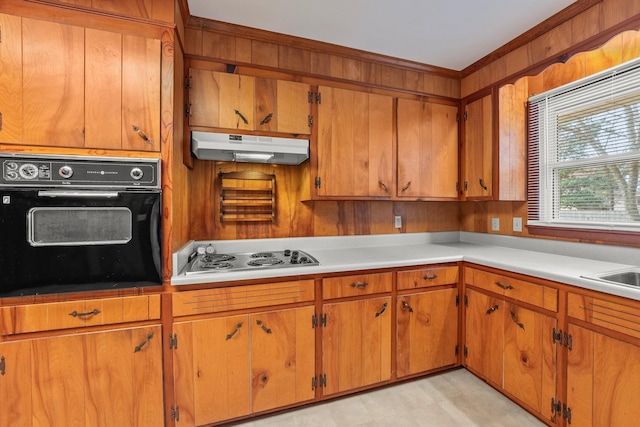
top-left (551, 398), bottom-right (561, 415)
top-left (184, 76), bottom-right (192, 90)
top-left (171, 406), bottom-right (180, 421)
top-left (463, 345), bottom-right (468, 358)
top-left (552, 328), bottom-right (573, 350)
top-left (316, 92), bottom-right (322, 104)
top-left (308, 91), bottom-right (314, 103)
top-left (563, 403), bottom-right (572, 424)
top-left (312, 374), bottom-right (327, 390)
top-left (311, 376), bottom-right (317, 390)
top-left (185, 104), bottom-right (192, 117)
top-left (0, 112), bottom-right (3, 132)
top-left (464, 181), bottom-right (468, 192)
top-left (463, 110), bottom-right (468, 121)
top-left (464, 294), bottom-right (469, 307)
top-left (315, 177), bottom-right (322, 189)
top-left (456, 112), bottom-right (460, 122)
top-left (0, 355), bottom-right (5, 375)
top-left (321, 313), bottom-right (327, 327)
top-left (308, 115), bottom-right (314, 128)
top-left (455, 295), bottom-right (460, 306)
top-left (552, 399), bottom-right (572, 423)
top-left (320, 373), bottom-right (327, 387)
top-left (169, 333), bottom-right (178, 350)
top-left (455, 344), bottom-right (459, 356)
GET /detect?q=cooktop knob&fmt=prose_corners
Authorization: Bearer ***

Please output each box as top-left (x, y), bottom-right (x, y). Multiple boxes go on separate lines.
top-left (284, 249), bottom-right (291, 256)
top-left (196, 246), bottom-right (206, 255)
top-left (205, 245), bottom-right (216, 254)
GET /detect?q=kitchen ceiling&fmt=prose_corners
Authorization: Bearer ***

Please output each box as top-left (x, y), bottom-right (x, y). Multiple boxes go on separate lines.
top-left (187, 0), bottom-right (578, 71)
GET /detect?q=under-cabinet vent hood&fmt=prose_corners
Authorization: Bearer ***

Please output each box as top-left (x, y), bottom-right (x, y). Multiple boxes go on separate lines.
top-left (191, 131), bottom-right (309, 165)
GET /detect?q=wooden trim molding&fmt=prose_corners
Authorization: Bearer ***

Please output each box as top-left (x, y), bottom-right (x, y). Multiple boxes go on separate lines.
top-left (460, 0), bottom-right (604, 78)
top-left (527, 225), bottom-right (640, 248)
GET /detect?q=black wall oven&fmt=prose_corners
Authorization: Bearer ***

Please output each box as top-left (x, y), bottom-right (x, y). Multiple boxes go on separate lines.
top-left (0, 154), bottom-right (162, 297)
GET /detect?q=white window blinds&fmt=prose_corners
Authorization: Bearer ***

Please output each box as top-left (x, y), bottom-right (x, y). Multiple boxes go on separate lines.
top-left (528, 57), bottom-right (640, 230)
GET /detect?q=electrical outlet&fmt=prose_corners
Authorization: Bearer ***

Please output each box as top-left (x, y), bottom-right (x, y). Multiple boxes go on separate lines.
top-left (513, 217), bottom-right (523, 232)
top-left (394, 215), bottom-right (402, 229)
top-left (491, 217), bottom-right (500, 231)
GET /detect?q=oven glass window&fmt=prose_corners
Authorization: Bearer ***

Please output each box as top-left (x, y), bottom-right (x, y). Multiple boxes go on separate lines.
top-left (28, 207), bottom-right (132, 246)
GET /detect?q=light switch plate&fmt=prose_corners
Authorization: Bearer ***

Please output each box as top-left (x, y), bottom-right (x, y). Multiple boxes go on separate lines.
top-left (491, 217), bottom-right (500, 231)
top-left (513, 217), bottom-right (523, 232)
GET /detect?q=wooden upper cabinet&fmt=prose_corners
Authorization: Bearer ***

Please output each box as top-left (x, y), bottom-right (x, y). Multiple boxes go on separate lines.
top-left (463, 94), bottom-right (493, 198)
top-left (32, 0), bottom-right (175, 22)
top-left (316, 86), bottom-right (393, 198)
top-left (22, 18), bottom-right (85, 147)
top-left (188, 68), bottom-right (311, 135)
top-left (497, 80), bottom-right (527, 201)
top-left (0, 13), bottom-right (23, 144)
top-left (397, 99), bottom-right (459, 199)
top-left (0, 16), bottom-right (161, 152)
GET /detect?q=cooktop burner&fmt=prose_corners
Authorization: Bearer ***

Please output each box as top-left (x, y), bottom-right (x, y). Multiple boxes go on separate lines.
top-left (185, 246), bottom-right (319, 275)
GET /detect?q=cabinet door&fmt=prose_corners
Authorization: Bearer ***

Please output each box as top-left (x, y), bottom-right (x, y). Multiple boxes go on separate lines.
top-left (567, 324), bottom-right (640, 427)
top-left (173, 315), bottom-right (250, 427)
top-left (464, 289), bottom-right (503, 386)
top-left (503, 303), bottom-right (557, 422)
top-left (0, 13), bottom-right (22, 143)
top-left (316, 86), bottom-right (393, 197)
top-left (189, 68), bottom-right (255, 130)
top-left (0, 341), bottom-right (31, 426)
top-left (255, 78), bottom-right (311, 135)
top-left (22, 18), bottom-right (85, 147)
top-left (464, 94), bottom-right (493, 198)
top-left (323, 296), bottom-right (392, 395)
top-left (397, 99), bottom-right (458, 198)
top-left (250, 306), bottom-right (315, 413)
top-left (397, 288), bottom-right (458, 377)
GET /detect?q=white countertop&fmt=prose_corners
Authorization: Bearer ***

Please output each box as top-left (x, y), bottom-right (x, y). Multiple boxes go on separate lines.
top-left (171, 232), bottom-right (640, 301)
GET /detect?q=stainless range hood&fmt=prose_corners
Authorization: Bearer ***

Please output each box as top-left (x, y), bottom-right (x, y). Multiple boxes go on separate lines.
top-left (191, 131), bottom-right (309, 165)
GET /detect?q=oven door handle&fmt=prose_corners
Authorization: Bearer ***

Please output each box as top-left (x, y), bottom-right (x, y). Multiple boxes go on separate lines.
top-left (37, 190), bottom-right (120, 198)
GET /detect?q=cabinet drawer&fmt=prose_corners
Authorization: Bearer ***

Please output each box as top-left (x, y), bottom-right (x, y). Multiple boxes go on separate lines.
top-left (323, 273), bottom-right (392, 299)
top-left (568, 292), bottom-right (640, 340)
top-left (172, 279), bottom-right (315, 317)
top-left (465, 267), bottom-right (557, 312)
top-left (0, 295), bottom-right (161, 335)
top-left (397, 266), bottom-right (458, 290)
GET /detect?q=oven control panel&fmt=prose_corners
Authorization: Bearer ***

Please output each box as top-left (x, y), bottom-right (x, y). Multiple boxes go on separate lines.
top-left (0, 154), bottom-right (160, 188)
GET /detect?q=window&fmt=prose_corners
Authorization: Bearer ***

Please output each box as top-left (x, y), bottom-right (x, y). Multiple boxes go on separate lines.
top-left (528, 58), bottom-right (640, 234)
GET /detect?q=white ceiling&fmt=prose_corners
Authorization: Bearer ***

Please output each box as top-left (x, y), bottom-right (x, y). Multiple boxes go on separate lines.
top-left (187, 0), bottom-right (577, 71)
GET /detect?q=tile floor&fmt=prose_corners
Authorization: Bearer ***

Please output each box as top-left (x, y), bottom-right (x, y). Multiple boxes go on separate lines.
top-left (230, 368), bottom-right (547, 427)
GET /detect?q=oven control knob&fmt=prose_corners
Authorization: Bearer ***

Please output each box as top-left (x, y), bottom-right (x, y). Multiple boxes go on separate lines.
top-left (5, 170), bottom-right (18, 180)
top-left (58, 165), bottom-right (74, 179)
top-left (6, 162), bottom-right (18, 171)
top-left (130, 167), bottom-right (144, 180)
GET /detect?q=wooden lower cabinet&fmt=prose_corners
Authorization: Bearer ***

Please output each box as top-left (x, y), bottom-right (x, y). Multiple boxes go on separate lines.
top-left (465, 289), bottom-right (557, 423)
top-left (322, 296), bottom-right (392, 395)
top-left (0, 326), bottom-right (164, 427)
top-left (397, 288), bottom-right (458, 377)
top-left (172, 305), bottom-right (315, 426)
top-left (567, 323), bottom-right (640, 427)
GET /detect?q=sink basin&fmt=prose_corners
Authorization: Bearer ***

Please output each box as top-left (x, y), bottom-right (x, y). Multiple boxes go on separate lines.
top-left (592, 268), bottom-right (640, 288)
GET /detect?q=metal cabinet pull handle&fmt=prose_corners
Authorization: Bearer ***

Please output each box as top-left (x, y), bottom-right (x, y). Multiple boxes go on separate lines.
top-left (350, 281), bottom-right (368, 288)
top-left (375, 302), bottom-right (388, 318)
top-left (134, 333), bottom-right (154, 353)
top-left (495, 282), bottom-right (514, 290)
top-left (479, 178), bottom-right (488, 190)
top-left (260, 113), bottom-right (273, 125)
top-left (226, 322), bottom-right (243, 340)
top-left (132, 125), bottom-right (153, 145)
top-left (401, 300), bottom-right (414, 313)
top-left (510, 310), bottom-right (525, 330)
top-left (486, 304), bottom-right (499, 315)
top-left (234, 109), bottom-right (249, 124)
top-left (378, 180), bottom-right (389, 192)
top-left (69, 309), bottom-right (101, 318)
top-left (423, 274), bottom-right (438, 280)
top-left (256, 319), bottom-right (272, 334)
top-left (401, 181), bottom-right (412, 192)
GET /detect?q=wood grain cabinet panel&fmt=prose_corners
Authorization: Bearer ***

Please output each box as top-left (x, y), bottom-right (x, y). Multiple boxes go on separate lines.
top-left (397, 265), bottom-right (459, 290)
top-left (397, 288), bottom-right (458, 377)
top-left (316, 86), bottom-right (393, 198)
top-left (463, 94), bottom-right (493, 199)
top-left (172, 306), bottom-right (315, 426)
top-left (323, 272), bottom-right (392, 299)
top-left (397, 99), bottom-right (459, 199)
top-left (0, 341), bottom-right (32, 427)
top-left (0, 13), bottom-right (23, 144)
top-left (322, 296), bottom-right (392, 395)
